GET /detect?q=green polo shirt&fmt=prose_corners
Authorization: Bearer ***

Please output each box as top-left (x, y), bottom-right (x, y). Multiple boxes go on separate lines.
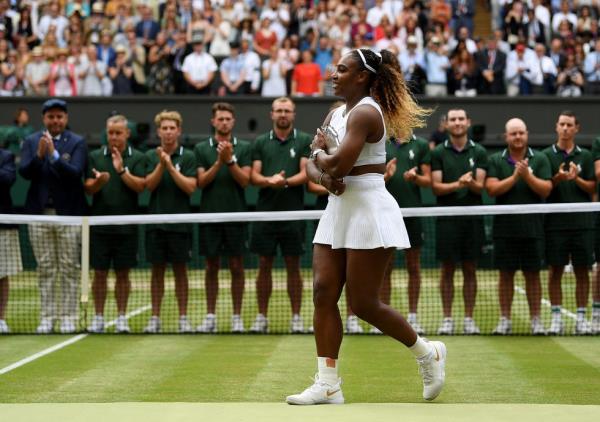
top-left (542, 143), bottom-right (594, 231)
top-left (487, 148), bottom-right (551, 239)
top-left (591, 137), bottom-right (600, 197)
top-left (252, 129), bottom-right (311, 211)
top-left (385, 136), bottom-right (430, 207)
top-left (431, 139), bottom-right (488, 206)
top-left (194, 136), bottom-right (252, 213)
top-left (145, 145), bottom-right (196, 232)
top-left (87, 145), bottom-right (146, 234)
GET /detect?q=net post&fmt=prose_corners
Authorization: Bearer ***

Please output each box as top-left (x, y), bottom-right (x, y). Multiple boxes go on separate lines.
top-left (80, 217), bottom-right (90, 330)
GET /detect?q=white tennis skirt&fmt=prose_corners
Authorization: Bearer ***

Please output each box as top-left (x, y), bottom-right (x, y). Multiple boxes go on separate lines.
top-left (313, 173), bottom-right (411, 250)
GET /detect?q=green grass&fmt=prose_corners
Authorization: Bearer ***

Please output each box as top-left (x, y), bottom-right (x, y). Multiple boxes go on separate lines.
top-left (0, 335), bottom-right (599, 404)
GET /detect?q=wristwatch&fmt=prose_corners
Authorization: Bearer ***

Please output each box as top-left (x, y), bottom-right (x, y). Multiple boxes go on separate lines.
top-left (310, 148), bottom-right (324, 162)
top-left (226, 155), bottom-right (238, 166)
top-left (117, 167), bottom-right (127, 176)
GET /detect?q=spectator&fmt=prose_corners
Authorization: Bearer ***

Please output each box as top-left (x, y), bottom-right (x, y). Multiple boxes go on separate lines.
top-left (525, 7), bottom-right (547, 47)
top-left (65, 11), bottom-right (85, 48)
top-left (170, 30), bottom-right (190, 94)
top-left (366, 0), bottom-right (392, 28)
top-left (135, 4), bottom-right (160, 49)
top-left (49, 48), bottom-right (77, 97)
top-left (37, 1), bottom-right (69, 48)
top-left (556, 53), bottom-right (584, 96)
top-left (322, 48), bottom-right (341, 96)
top-left (549, 37), bottom-right (567, 69)
top-left (475, 35), bottom-right (507, 95)
top-left (448, 49), bottom-right (478, 96)
top-left (77, 44), bottom-right (110, 96)
top-left (448, 25), bottom-right (478, 54)
top-left (84, 2), bottom-right (111, 45)
top-left (576, 5), bottom-right (595, 38)
top-left (425, 36), bottom-right (451, 96)
top-left (66, 1), bottom-right (91, 20)
top-left (534, 42), bottom-right (558, 94)
top-left (97, 30), bottom-right (117, 68)
top-left (181, 34), bottom-right (217, 94)
top-left (0, 50), bottom-right (25, 96)
top-left (260, 0), bottom-right (290, 44)
top-left (219, 41), bottom-right (246, 95)
top-left (398, 35), bottom-right (426, 95)
top-left (15, 4), bottom-right (38, 50)
top-left (450, 0), bottom-right (475, 36)
top-left (352, 9), bottom-right (374, 41)
top-left (503, 0), bottom-right (527, 48)
top-left (261, 44), bottom-right (288, 97)
top-left (583, 39), bottom-right (600, 94)
top-left (505, 42), bottom-right (542, 96)
top-left (551, 0), bottom-right (577, 34)
top-left (493, 28), bottom-right (511, 55)
top-left (109, 45), bottom-right (134, 95)
top-left (254, 17), bottom-right (278, 58)
top-left (314, 35), bottom-right (333, 74)
top-left (125, 27), bottom-right (147, 94)
top-left (109, 2), bottom-right (134, 45)
top-left (430, 0), bottom-right (452, 28)
top-left (397, 15), bottom-right (424, 52)
top-left (237, 17), bottom-right (255, 47)
top-left (25, 46), bottom-right (50, 97)
top-left (147, 31), bottom-right (175, 94)
top-left (209, 11), bottom-right (232, 63)
top-left (240, 38), bottom-right (261, 94)
top-left (329, 13), bottom-right (352, 46)
top-left (291, 49), bottom-right (322, 96)
top-left (19, 98), bottom-right (88, 334)
top-left (429, 114), bottom-right (449, 150)
top-left (187, 8), bottom-right (213, 45)
top-left (375, 19), bottom-right (400, 54)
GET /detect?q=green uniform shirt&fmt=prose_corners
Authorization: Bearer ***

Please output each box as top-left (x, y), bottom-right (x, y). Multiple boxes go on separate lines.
top-left (145, 145), bottom-right (196, 232)
top-left (87, 145), bottom-right (145, 234)
top-left (543, 143), bottom-right (594, 231)
top-left (252, 129), bottom-right (311, 211)
top-left (431, 139), bottom-right (488, 206)
top-left (591, 137), bottom-right (600, 197)
top-left (487, 148), bottom-right (551, 239)
top-left (194, 136), bottom-right (252, 213)
top-left (385, 136), bottom-right (431, 207)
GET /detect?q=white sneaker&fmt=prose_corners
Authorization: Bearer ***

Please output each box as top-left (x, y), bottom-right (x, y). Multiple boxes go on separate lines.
top-left (492, 317), bottom-right (512, 335)
top-left (143, 316), bottom-right (161, 334)
top-left (417, 341), bottom-right (447, 401)
top-left (531, 317), bottom-right (546, 335)
top-left (196, 314), bottom-right (217, 333)
top-left (345, 315), bottom-right (363, 334)
top-left (286, 374), bottom-right (344, 405)
top-left (575, 318), bottom-right (592, 335)
top-left (249, 314), bottom-right (268, 333)
top-left (369, 326), bottom-right (383, 334)
top-left (407, 313), bottom-right (425, 335)
top-left (88, 315), bottom-right (105, 333)
top-left (592, 312), bottom-right (600, 335)
top-left (291, 314), bottom-right (305, 333)
top-left (36, 317), bottom-right (53, 334)
top-left (231, 315), bottom-right (244, 333)
top-left (0, 319), bottom-right (9, 334)
top-left (115, 315), bottom-right (130, 333)
top-left (437, 317), bottom-right (454, 335)
top-left (179, 316), bottom-right (194, 333)
top-left (548, 314), bottom-right (564, 335)
top-left (463, 317), bottom-right (481, 335)
top-left (60, 316), bottom-right (76, 334)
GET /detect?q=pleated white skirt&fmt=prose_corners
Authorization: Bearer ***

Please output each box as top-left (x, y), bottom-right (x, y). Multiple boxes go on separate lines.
top-left (313, 173), bottom-right (411, 249)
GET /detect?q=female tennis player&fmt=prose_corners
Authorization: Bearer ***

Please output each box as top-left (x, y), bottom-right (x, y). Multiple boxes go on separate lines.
top-left (286, 49), bottom-right (446, 405)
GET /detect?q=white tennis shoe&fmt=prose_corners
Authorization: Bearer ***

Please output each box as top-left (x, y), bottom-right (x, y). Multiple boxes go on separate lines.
top-left (36, 317), bottom-right (53, 334)
top-left (548, 314), bottom-right (564, 335)
top-left (0, 319), bottom-right (10, 334)
top-left (463, 317), bottom-right (480, 335)
top-left (196, 314), bottom-right (217, 333)
top-left (345, 316), bottom-right (363, 334)
top-left (286, 374), bottom-right (344, 405)
top-left (417, 340), bottom-right (447, 401)
top-left (408, 313), bottom-right (425, 335)
top-left (592, 312), bottom-right (600, 335)
top-left (88, 315), bottom-right (105, 333)
top-left (369, 326), bottom-right (383, 334)
top-left (115, 315), bottom-right (130, 333)
top-left (143, 316), bottom-right (161, 334)
top-left (291, 314), bottom-right (305, 333)
top-left (249, 314), bottom-right (268, 333)
top-left (60, 316), bottom-right (76, 334)
top-left (437, 317), bottom-right (454, 335)
top-left (231, 315), bottom-right (244, 333)
top-left (179, 316), bottom-right (194, 333)
top-left (530, 317), bottom-right (546, 335)
top-left (492, 317), bottom-right (512, 335)
top-left (575, 318), bottom-right (592, 335)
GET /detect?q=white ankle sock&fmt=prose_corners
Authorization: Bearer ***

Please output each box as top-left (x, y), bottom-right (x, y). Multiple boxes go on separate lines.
top-left (409, 336), bottom-right (433, 359)
top-left (317, 357), bottom-right (338, 385)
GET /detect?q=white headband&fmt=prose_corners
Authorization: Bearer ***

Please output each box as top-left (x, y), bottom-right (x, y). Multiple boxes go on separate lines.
top-left (356, 49), bottom-right (378, 73)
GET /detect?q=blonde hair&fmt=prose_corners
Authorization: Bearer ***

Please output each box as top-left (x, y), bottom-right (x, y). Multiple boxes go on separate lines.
top-left (154, 110), bottom-right (183, 128)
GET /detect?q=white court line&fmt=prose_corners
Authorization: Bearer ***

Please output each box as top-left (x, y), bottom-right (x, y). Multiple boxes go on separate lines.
top-left (514, 286), bottom-right (577, 320)
top-left (0, 305), bottom-right (151, 376)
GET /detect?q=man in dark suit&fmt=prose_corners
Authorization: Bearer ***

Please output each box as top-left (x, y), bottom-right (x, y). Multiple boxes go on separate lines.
top-left (135, 4), bottom-right (160, 50)
top-left (476, 36), bottom-right (507, 94)
top-left (19, 98), bottom-right (88, 334)
top-left (549, 37), bottom-right (567, 70)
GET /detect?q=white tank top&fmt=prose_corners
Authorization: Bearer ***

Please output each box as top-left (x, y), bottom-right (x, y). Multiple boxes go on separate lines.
top-left (325, 96), bottom-right (387, 166)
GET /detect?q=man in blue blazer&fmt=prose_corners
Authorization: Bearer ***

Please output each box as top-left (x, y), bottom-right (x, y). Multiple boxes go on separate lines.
top-left (19, 98), bottom-right (88, 334)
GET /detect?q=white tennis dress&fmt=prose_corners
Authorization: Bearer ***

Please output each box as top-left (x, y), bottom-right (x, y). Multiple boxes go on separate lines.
top-left (313, 97), bottom-right (411, 250)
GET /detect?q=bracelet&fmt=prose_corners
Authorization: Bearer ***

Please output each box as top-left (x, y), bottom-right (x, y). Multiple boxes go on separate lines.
top-left (317, 170), bottom-right (325, 185)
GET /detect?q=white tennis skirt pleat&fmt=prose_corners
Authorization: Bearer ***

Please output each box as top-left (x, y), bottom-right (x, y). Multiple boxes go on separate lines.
top-left (313, 173), bottom-right (411, 250)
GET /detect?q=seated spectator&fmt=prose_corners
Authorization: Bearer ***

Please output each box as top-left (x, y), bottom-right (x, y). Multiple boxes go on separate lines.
top-left (425, 36), bottom-right (451, 96)
top-left (182, 35), bottom-right (218, 94)
top-left (576, 5), bottom-right (595, 38)
top-left (25, 47), bottom-right (50, 96)
top-left (37, 1), bottom-right (69, 48)
top-left (78, 44), bottom-right (110, 96)
top-left (556, 53), bottom-right (584, 96)
top-left (534, 42), bottom-right (558, 94)
top-left (65, 12), bottom-right (85, 48)
top-left (430, 0), bottom-right (452, 28)
top-left (84, 2), bottom-right (110, 45)
top-left (398, 35), bottom-right (426, 95)
top-left (549, 37), bottom-right (567, 69)
top-left (148, 32), bottom-right (176, 95)
top-left (475, 35), bottom-right (507, 95)
top-left (0, 50), bottom-right (24, 96)
top-left (506, 42), bottom-right (542, 96)
top-left (556, 18), bottom-right (575, 40)
top-left (219, 41), bottom-right (246, 95)
top-left (109, 45), bottom-right (134, 95)
top-left (551, 0), bottom-right (577, 34)
top-left (583, 39), bottom-right (600, 94)
top-left (14, 4), bottom-right (38, 50)
top-left (448, 48), bottom-right (478, 97)
top-left (291, 49), bottom-right (322, 96)
top-left (262, 44), bottom-right (288, 97)
top-left (49, 48), bottom-right (77, 96)
top-left (169, 31), bottom-right (190, 95)
top-left (15, 38), bottom-right (31, 71)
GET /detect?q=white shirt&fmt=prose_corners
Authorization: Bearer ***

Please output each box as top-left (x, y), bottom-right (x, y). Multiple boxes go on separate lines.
top-left (182, 52), bottom-right (218, 82)
top-left (506, 49), bottom-right (543, 86)
top-left (37, 14), bottom-right (69, 47)
top-left (241, 50), bottom-right (261, 89)
top-left (538, 55), bottom-right (557, 76)
top-left (551, 11), bottom-right (577, 32)
top-left (366, 6), bottom-right (392, 28)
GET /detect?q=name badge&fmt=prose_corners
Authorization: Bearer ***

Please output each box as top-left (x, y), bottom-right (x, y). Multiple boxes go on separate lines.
top-left (61, 153), bottom-right (71, 162)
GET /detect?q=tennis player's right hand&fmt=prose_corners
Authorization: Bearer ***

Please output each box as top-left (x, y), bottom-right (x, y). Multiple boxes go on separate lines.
top-left (311, 129), bottom-right (327, 151)
top-left (322, 174), bottom-right (345, 196)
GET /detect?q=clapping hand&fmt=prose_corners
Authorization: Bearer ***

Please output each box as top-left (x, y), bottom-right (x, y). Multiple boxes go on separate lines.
top-left (385, 158), bottom-right (397, 180)
top-left (268, 170), bottom-right (286, 188)
top-left (458, 171), bottom-right (474, 187)
top-left (111, 146), bottom-right (124, 173)
top-left (403, 166), bottom-right (418, 182)
top-left (217, 141), bottom-right (233, 163)
top-left (92, 168), bottom-right (110, 186)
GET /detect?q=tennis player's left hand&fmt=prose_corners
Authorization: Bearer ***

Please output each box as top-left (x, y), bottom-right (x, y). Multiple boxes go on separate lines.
top-left (321, 174), bottom-right (346, 196)
top-left (311, 129), bottom-right (327, 151)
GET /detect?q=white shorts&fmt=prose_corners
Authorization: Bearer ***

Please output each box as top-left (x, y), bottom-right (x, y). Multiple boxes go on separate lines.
top-left (313, 173), bottom-right (411, 250)
top-left (0, 229), bottom-right (23, 278)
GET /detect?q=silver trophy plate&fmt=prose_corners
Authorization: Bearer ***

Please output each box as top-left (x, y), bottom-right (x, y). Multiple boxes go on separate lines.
top-left (320, 125), bottom-right (340, 154)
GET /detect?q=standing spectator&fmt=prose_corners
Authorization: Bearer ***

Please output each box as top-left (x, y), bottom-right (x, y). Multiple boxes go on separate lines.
top-left (37, 2), bottom-right (68, 48)
top-left (0, 51), bottom-right (24, 96)
top-left (0, 145), bottom-right (22, 333)
top-left (503, 0), bottom-right (527, 48)
top-left (534, 42), bottom-right (558, 94)
top-left (450, 0), bottom-right (475, 36)
top-left (195, 103), bottom-right (252, 333)
top-left (182, 34), bottom-right (217, 94)
top-left (84, 115), bottom-right (145, 333)
top-left (448, 49), bottom-right (478, 96)
top-left (323, 48), bottom-right (341, 97)
top-left (291, 49), bottom-right (322, 96)
top-left (431, 109), bottom-right (487, 335)
top-left (429, 114), bottom-right (448, 150)
top-left (366, 0), bottom-right (393, 28)
top-left (425, 36), bottom-right (450, 96)
top-left (583, 39), bottom-right (600, 95)
top-left (108, 45), bottom-right (133, 95)
top-left (97, 30), bottom-right (116, 68)
top-left (398, 35), bottom-right (426, 95)
top-left (556, 53), bottom-right (584, 97)
top-left (84, 2), bottom-right (110, 45)
top-left (77, 44), bottom-right (109, 96)
top-left (262, 44), bottom-right (288, 97)
top-left (219, 41), bottom-right (246, 95)
top-left (549, 37), bottom-right (567, 69)
top-left (170, 30), bottom-right (190, 94)
top-left (19, 99), bottom-right (88, 334)
top-left (486, 118), bottom-right (552, 335)
top-left (15, 4), bottom-right (38, 50)
top-left (526, 7), bottom-right (547, 47)
top-left (135, 4), bottom-right (160, 50)
top-left (506, 43), bottom-right (542, 96)
top-left (240, 38), bottom-right (261, 94)
top-left (143, 110), bottom-right (196, 334)
top-left (254, 17), bottom-right (278, 58)
top-left (49, 48), bottom-right (77, 97)
top-left (542, 111), bottom-right (595, 335)
top-left (551, 0), bottom-right (577, 34)
top-left (147, 31), bottom-right (175, 95)
top-left (209, 11), bottom-right (232, 64)
top-left (125, 27), bottom-right (147, 94)
top-left (249, 97), bottom-right (311, 333)
top-left (475, 35), bottom-right (507, 95)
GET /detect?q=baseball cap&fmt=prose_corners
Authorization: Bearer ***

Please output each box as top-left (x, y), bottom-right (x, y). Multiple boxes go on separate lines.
top-left (42, 98), bottom-right (68, 114)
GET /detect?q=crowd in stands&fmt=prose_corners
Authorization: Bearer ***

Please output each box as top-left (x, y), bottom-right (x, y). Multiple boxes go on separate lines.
top-left (1, 0), bottom-right (600, 97)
